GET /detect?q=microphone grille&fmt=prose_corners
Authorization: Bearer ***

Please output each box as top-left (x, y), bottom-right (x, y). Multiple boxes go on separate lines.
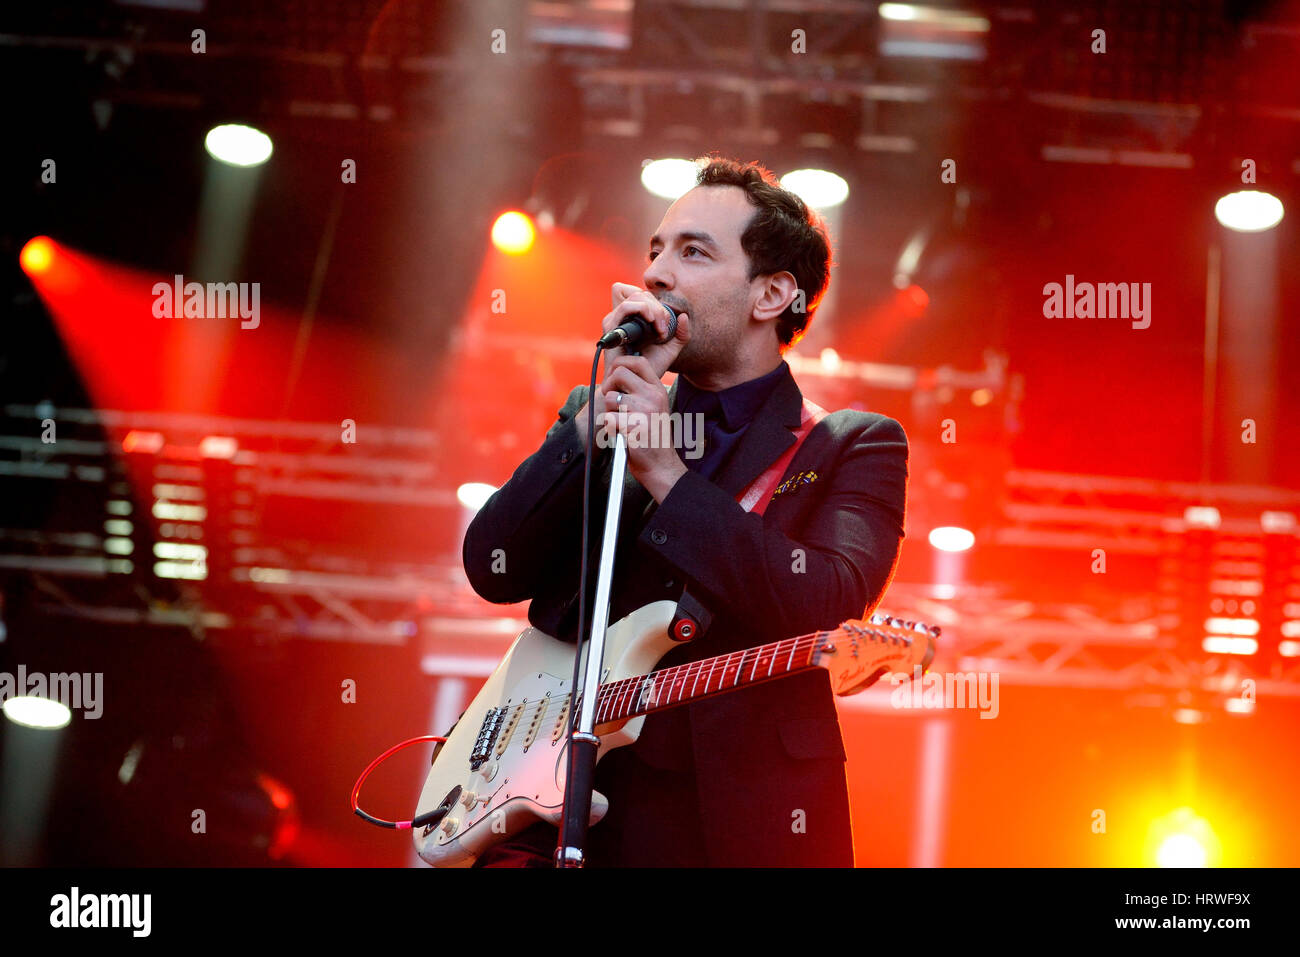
top-left (660, 303), bottom-right (678, 343)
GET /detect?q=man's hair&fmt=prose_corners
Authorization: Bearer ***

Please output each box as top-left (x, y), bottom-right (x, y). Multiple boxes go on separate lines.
top-left (695, 155), bottom-right (833, 351)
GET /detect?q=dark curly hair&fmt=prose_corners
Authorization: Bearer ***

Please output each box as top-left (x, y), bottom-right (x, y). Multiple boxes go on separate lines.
top-left (695, 155), bottom-right (833, 350)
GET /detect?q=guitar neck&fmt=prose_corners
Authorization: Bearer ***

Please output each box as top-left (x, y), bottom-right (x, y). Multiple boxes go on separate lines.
top-left (592, 632), bottom-right (826, 725)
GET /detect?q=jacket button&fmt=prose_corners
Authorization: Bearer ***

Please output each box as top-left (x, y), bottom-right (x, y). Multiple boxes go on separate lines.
top-left (663, 578), bottom-right (675, 589)
top-left (560, 449), bottom-right (573, 464)
top-left (650, 529), bottom-right (667, 545)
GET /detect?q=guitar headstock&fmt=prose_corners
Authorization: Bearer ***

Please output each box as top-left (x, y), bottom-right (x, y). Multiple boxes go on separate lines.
top-left (814, 613), bottom-right (939, 696)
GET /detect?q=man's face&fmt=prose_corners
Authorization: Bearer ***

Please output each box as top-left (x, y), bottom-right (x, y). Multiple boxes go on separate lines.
top-left (643, 185), bottom-right (757, 377)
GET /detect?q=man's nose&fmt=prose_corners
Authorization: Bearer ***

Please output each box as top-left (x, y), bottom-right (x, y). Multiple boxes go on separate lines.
top-left (643, 255), bottom-right (672, 291)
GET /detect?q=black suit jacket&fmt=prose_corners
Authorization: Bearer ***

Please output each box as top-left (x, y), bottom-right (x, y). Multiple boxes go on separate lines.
top-left (462, 365), bottom-right (909, 866)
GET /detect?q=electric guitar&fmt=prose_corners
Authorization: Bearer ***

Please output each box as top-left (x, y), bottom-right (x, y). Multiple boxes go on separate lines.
top-left (412, 600), bottom-right (938, 866)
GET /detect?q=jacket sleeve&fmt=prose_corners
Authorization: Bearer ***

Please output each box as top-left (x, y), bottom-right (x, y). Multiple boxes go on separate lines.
top-left (462, 384), bottom-right (612, 604)
top-left (635, 412), bottom-right (909, 640)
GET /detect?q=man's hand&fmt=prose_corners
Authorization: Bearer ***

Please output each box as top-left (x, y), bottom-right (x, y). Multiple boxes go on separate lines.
top-left (595, 349), bottom-right (691, 504)
top-left (601, 282), bottom-right (689, 381)
top-left (574, 283), bottom-right (691, 471)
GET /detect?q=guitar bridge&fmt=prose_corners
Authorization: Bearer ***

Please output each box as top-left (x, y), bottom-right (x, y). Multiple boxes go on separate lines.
top-left (470, 706), bottom-right (508, 770)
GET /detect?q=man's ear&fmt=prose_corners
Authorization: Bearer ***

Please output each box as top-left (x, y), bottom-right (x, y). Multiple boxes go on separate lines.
top-left (752, 271), bottom-right (800, 323)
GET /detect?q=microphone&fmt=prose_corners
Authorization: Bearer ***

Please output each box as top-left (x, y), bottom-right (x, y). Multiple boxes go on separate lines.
top-left (597, 301), bottom-right (678, 351)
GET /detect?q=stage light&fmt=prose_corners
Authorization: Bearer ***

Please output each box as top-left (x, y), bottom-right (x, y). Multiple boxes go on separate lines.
top-left (1202, 635), bottom-right (1258, 655)
top-left (878, 3), bottom-right (989, 29)
top-left (153, 483), bottom-right (204, 501)
top-left (641, 158), bottom-right (700, 200)
top-left (1261, 510), bottom-right (1296, 533)
top-left (153, 502), bottom-right (207, 521)
top-left (1214, 190), bottom-right (1283, 232)
top-left (1209, 578), bottom-right (1261, 595)
top-left (249, 567), bottom-right (291, 584)
top-left (819, 348), bottom-right (842, 372)
top-left (457, 482), bottom-right (498, 511)
top-left (781, 169), bottom-right (849, 209)
top-left (899, 283), bottom-right (929, 317)
top-left (1203, 617), bottom-right (1260, 636)
top-left (200, 435), bottom-right (239, 459)
top-left (154, 560), bottom-right (207, 580)
top-left (1184, 505), bottom-right (1221, 528)
top-left (639, 158), bottom-right (702, 200)
top-left (877, 3), bottom-right (989, 60)
top-left (491, 211), bottom-right (535, 255)
top-left (205, 123), bottom-right (273, 168)
top-left (1158, 833), bottom-right (1207, 866)
top-left (879, 2), bottom-right (919, 20)
top-left (154, 543), bottom-right (208, 561)
top-left (3, 696), bottom-right (72, 730)
top-left (19, 236), bottom-right (54, 275)
top-left (122, 430), bottom-right (165, 454)
top-left (1147, 807), bottom-right (1219, 867)
top-left (929, 526), bottom-right (974, 552)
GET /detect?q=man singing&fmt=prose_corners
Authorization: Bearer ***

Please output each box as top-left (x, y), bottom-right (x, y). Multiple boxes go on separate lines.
top-left (461, 155), bottom-right (909, 866)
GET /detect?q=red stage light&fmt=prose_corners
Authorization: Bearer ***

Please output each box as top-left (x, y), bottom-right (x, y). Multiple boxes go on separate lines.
top-left (122, 430), bottom-right (165, 454)
top-left (901, 283), bottom-right (929, 316)
top-left (19, 236), bottom-right (55, 275)
top-left (491, 211), bottom-right (536, 255)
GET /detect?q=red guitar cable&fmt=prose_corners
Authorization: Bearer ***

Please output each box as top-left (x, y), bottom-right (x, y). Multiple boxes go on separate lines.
top-left (351, 735), bottom-right (447, 830)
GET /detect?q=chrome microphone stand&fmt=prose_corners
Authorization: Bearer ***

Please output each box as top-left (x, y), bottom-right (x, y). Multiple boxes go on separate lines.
top-left (555, 306), bottom-right (675, 867)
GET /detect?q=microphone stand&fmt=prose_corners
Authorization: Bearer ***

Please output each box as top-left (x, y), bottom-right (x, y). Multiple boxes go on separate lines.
top-left (554, 346), bottom-right (638, 868)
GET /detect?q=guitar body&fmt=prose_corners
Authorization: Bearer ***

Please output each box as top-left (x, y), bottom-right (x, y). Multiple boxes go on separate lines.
top-left (412, 599), bottom-right (937, 867)
top-left (413, 600), bottom-right (681, 867)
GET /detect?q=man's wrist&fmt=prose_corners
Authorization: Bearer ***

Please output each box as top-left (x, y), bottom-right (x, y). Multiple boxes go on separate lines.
top-left (642, 459), bottom-right (689, 504)
top-left (572, 400), bottom-right (590, 445)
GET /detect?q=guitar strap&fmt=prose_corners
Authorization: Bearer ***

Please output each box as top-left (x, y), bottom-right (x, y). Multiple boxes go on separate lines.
top-left (670, 397), bottom-right (828, 642)
top-left (735, 397), bottom-right (828, 516)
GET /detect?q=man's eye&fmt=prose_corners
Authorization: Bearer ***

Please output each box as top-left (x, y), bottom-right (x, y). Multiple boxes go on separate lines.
top-left (647, 246), bottom-right (701, 262)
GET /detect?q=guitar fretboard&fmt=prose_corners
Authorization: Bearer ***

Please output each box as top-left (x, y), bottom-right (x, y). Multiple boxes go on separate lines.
top-left (591, 632), bottom-right (828, 725)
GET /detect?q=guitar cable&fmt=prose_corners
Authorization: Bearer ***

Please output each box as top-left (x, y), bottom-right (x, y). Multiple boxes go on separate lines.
top-left (352, 346), bottom-right (606, 835)
top-left (351, 734), bottom-right (447, 830)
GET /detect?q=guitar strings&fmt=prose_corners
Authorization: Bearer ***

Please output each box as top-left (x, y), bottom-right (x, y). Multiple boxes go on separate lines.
top-left (461, 628), bottom-right (918, 747)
